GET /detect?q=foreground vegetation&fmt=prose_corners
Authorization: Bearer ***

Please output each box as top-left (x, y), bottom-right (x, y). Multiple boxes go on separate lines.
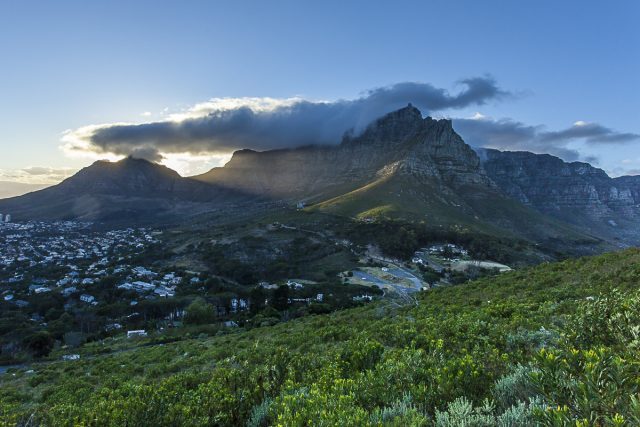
top-left (3, 249), bottom-right (640, 425)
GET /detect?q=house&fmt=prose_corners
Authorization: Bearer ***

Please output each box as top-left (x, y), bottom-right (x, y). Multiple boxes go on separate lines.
top-left (132, 281), bottom-right (155, 292)
top-left (61, 354), bottom-right (80, 361)
top-left (127, 330), bottom-right (147, 338)
top-left (316, 293), bottom-right (324, 302)
top-left (105, 323), bottom-right (122, 331)
top-left (287, 280), bottom-right (304, 289)
top-left (258, 282), bottom-right (278, 290)
top-left (56, 278), bottom-right (71, 286)
top-left (154, 286), bottom-right (175, 298)
top-left (80, 294), bottom-right (95, 304)
top-left (132, 266), bottom-right (156, 278)
top-left (223, 321), bottom-right (238, 328)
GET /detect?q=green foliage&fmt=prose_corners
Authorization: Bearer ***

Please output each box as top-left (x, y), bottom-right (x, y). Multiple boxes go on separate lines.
top-left (3, 248), bottom-right (640, 425)
top-left (184, 297), bottom-right (216, 324)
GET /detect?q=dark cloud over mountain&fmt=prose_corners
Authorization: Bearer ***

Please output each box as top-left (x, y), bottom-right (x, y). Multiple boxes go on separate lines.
top-left (63, 77), bottom-right (508, 160)
top-left (454, 117), bottom-right (640, 162)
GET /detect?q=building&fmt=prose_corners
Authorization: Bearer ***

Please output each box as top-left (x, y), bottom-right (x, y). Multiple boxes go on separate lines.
top-left (127, 330), bottom-right (147, 338)
top-left (61, 354), bottom-right (80, 361)
top-left (4, 214), bottom-right (11, 223)
top-left (80, 294), bottom-right (95, 304)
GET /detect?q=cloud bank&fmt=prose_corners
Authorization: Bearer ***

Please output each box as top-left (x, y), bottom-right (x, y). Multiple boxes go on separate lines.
top-left (0, 166), bottom-right (77, 186)
top-left (454, 116), bottom-right (640, 162)
top-left (60, 76), bottom-right (639, 172)
top-left (62, 77), bottom-right (508, 160)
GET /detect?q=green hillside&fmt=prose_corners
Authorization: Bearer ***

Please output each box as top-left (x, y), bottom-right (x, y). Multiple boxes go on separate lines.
top-left (309, 173), bottom-right (605, 256)
top-left (3, 249), bottom-right (640, 425)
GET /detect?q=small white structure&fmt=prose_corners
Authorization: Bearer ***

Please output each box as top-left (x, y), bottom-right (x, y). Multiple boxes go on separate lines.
top-left (4, 214), bottom-right (11, 223)
top-left (127, 330), bottom-right (147, 338)
top-left (80, 294), bottom-right (95, 304)
top-left (287, 280), bottom-right (304, 289)
top-left (61, 354), bottom-right (80, 361)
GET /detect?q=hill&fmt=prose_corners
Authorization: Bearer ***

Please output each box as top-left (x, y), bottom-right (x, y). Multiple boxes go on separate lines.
top-left (2, 248), bottom-right (640, 425)
top-left (0, 157), bottom-right (254, 223)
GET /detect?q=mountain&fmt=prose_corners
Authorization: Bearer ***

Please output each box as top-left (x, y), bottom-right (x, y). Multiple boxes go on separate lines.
top-left (195, 105), bottom-right (493, 199)
top-left (480, 148), bottom-right (640, 243)
top-left (0, 157), bottom-right (252, 223)
top-left (2, 105), bottom-right (636, 251)
top-left (196, 105), bottom-right (602, 249)
top-left (0, 181), bottom-right (50, 199)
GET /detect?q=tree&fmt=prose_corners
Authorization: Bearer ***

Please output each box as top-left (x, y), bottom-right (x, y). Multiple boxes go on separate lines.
top-left (184, 298), bottom-right (216, 325)
top-left (249, 286), bottom-right (266, 314)
top-left (272, 285), bottom-right (290, 311)
top-left (23, 331), bottom-right (54, 358)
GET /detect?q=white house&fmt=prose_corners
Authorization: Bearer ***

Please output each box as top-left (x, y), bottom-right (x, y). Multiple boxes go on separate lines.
top-left (127, 330), bottom-right (147, 338)
top-left (80, 294), bottom-right (95, 304)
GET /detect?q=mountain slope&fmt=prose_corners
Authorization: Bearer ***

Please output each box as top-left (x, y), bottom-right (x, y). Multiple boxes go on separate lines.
top-left (480, 148), bottom-right (640, 244)
top-left (196, 105), bottom-right (604, 251)
top-left (0, 157), bottom-right (253, 223)
top-left (194, 105), bottom-right (494, 200)
top-left (3, 248), bottom-right (640, 424)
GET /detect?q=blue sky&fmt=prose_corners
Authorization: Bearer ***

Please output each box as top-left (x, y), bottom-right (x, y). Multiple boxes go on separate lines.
top-left (0, 0), bottom-right (638, 184)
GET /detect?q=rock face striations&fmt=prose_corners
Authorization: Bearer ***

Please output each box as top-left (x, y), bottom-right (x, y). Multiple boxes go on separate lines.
top-left (480, 148), bottom-right (640, 241)
top-left (195, 104), bottom-right (494, 198)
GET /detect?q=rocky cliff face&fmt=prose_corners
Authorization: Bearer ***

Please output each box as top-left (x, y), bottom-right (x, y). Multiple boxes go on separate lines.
top-left (480, 148), bottom-right (640, 237)
top-left (196, 105), bottom-right (494, 198)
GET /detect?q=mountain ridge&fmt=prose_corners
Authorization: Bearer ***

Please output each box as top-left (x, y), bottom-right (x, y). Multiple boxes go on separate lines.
top-left (479, 148), bottom-right (640, 243)
top-left (0, 105), bottom-right (638, 249)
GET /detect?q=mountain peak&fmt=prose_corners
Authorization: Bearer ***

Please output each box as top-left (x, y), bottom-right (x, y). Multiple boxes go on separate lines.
top-left (372, 103), bottom-right (423, 127)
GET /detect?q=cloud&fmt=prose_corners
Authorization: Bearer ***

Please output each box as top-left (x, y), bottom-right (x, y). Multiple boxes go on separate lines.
top-left (540, 121), bottom-right (640, 144)
top-left (454, 115), bottom-right (640, 162)
top-left (62, 76), bottom-right (509, 161)
top-left (0, 166), bottom-right (77, 185)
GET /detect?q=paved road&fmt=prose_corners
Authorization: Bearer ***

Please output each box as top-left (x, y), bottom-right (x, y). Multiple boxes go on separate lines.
top-left (353, 270), bottom-right (387, 285)
top-left (387, 268), bottom-right (423, 290)
top-left (354, 267), bottom-right (423, 295)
